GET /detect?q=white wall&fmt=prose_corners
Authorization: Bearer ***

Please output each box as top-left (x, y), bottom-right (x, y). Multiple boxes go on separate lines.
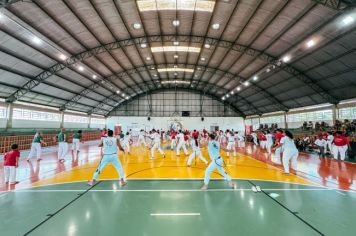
top-left (12, 119), bottom-right (61, 129)
top-left (90, 123), bottom-right (106, 129)
top-left (0, 118), bottom-right (6, 129)
top-left (63, 122), bottom-right (88, 129)
top-left (107, 116), bottom-right (245, 133)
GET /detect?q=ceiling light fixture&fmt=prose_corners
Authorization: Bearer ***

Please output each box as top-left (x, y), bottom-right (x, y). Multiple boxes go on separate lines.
top-left (59, 54), bottom-right (67, 60)
top-left (212, 23), bottom-right (220, 30)
top-left (141, 43), bottom-right (147, 48)
top-left (116, 90), bottom-right (120, 94)
top-left (172, 20), bottom-right (180, 27)
top-left (236, 87), bottom-right (241, 91)
top-left (133, 23), bottom-right (142, 29)
top-left (282, 55), bottom-right (291, 63)
top-left (151, 46), bottom-right (201, 53)
top-left (226, 94), bottom-right (230, 98)
top-left (137, 0), bottom-right (215, 12)
top-left (174, 72), bottom-right (178, 76)
top-left (173, 41), bottom-right (179, 46)
top-left (244, 81), bottom-right (249, 86)
top-left (253, 76), bottom-right (258, 81)
top-left (266, 68), bottom-right (271, 73)
top-left (306, 39), bottom-right (315, 48)
top-left (174, 54), bottom-right (179, 59)
top-left (78, 66), bottom-right (84, 71)
top-left (158, 68), bottom-right (194, 73)
top-left (342, 15), bottom-right (354, 25)
top-left (146, 56), bottom-right (151, 61)
top-left (92, 75), bottom-right (97, 79)
top-left (201, 57), bottom-right (206, 61)
top-left (204, 43), bottom-right (211, 49)
top-left (231, 91), bottom-right (234, 95)
top-left (32, 36), bottom-right (41, 44)
top-left (222, 97), bottom-right (225, 100)
top-left (161, 80), bottom-right (190, 85)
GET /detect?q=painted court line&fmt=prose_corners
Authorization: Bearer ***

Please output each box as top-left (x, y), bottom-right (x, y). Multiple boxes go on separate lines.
top-left (150, 213), bottom-right (200, 216)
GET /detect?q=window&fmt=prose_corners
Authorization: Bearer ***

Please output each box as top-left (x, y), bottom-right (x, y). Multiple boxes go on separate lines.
top-left (338, 107), bottom-right (356, 119)
top-left (287, 110), bottom-right (332, 122)
top-left (64, 114), bottom-right (89, 124)
top-left (260, 115), bottom-right (284, 124)
top-left (0, 106), bottom-right (7, 118)
top-left (91, 117), bottom-right (106, 125)
top-left (12, 108), bottom-right (61, 121)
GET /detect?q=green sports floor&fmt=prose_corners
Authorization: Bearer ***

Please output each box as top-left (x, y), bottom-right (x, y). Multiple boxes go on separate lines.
top-left (0, 180), bottom-right (355, 236)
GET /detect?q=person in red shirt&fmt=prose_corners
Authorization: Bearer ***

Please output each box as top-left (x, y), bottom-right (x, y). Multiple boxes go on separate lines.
top-left (170, 130), bottom-right (177, 150)
top-left (259, 131), bottom-right (267, 150)
top-left (4, 143), bottom-right (20, 185)
top-left (332, 131), bottom-right (351, 161)
top-left (192, 130), bottom-right (199, 139)
top-left (274, 129), bottom-right (284, 159)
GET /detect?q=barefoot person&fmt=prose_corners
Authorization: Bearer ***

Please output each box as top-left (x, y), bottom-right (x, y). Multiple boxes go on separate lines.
top-left (27, 131), bottom-right (47, 161)
top-left (201, 133), bottom-right (236, 190)
top-left (88, 130), bottom-right (126, 186)
top-left (273, 130), bottom-right (298, 174)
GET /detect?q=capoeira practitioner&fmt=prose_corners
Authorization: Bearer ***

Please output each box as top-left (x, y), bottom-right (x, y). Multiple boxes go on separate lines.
top-left (150, 129), bottom-right (165, 159)
top-left (55, 128), bottom-right (68, 162)
top-left (273, 130), bottom-right (298, 174)
top-left (27, 131), bottom-right (47, 161)
top-left (122, 132), bottom-right (132, 154)
top-left (259, 131), bottom-right (267, 150)
top-left (176, 130), bottom-right (188, 156)
top-left (226, 131), bottom-right (236, 157)
top-left (265, 130), bottom-right (274, 155)
top-left (170, 130), bottom-right (177, 150)
top-left (326, 131), bottom-right (334, 154)
top-left (332, 131), bottom-right (349, 161)
top-left (201, 133), bottom-right (236, 190)
top-left (71, 130), bottom-right (82, 158)
top-left (274, 129), bottom-right (284, 159)
top-left (187, 135), bottom-right (208, 166)
top-left (138, 129), bottom-right (147, 147)
top-left (88, 129), bottom-right (126, 186)
top-left (237, 131), bottom-right (245, 148)
top-left (251, 132), bottom-right (258, 145)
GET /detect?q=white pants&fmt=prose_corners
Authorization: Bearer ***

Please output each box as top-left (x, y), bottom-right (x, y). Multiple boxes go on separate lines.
top-left (72, 139), bottom-right (80, 152)
top-left (92, 154), bottom-right (124, 180)
top-left (253, 138), bottom-right (258, 145)
top-left (123, 141), bottom-right (130, 153)
top-left (226, 142), bottom-right (236, 156)
top-left (266, 142), bottom-right (273, 154)
top-left (58, 142), bottom-right (68, 160)
top-left (151, 142), bottom-right (164, 158)
top-left (187, 149), bottom-right (208, 165)
top-left (275, 147), bottom-right (282, 159)
top-left (4, 166), bottom-right (16, 183)
top-left (171, 139), bottom-right (177, 149)
top-left (332, 145), bottom-right (347, 161)
top-left (138, 137), bottom-right (147, 147)
top-left (176, 142), bottom-right (188, 155)
top-left (238, 140), bottom-right (245, 148)
top-left (260, 141), bottom-right (266, 149)
top-left (204, 158), bottom-right (232, 185)
top-left (282, 149), bottom-right (298, 173)
top-left (326, 141), bottom-right (333, 152)
top-left (28, 143), bottom-right (41, 160)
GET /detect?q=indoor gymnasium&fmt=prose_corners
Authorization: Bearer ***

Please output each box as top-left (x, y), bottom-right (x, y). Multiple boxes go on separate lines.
top-left (1, 0), bottom-right (356, 235)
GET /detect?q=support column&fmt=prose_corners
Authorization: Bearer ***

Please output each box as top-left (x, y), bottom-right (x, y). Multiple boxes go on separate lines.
top-left (284, 112), bottom-right (288, 129)
top-left (5, 103), bottom-right (13, 130)
top-left (332, 104), bottom-right (337, 126)
top-left (88, 115), bottom-right (91, 129)
top-left (60, 111), bottom-right (64, 128)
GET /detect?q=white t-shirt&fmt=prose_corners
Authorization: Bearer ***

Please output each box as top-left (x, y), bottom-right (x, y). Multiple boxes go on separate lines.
top-left (327, 135), bottom-right (334, 142)
top-left (102, 137), bottom-right (118, 155)
top-left (266, 134), bottom-right (273, 144)
top-left (228, 135), bottom-right (235, 142)
top-left (315, 139), bottom-right (326, 147)
top-left (280, 136), bottom-right (297, 151)
top-left (153, 133), bottom-right (161, 144)
top-left (177, 133), bottom-right (185, 143)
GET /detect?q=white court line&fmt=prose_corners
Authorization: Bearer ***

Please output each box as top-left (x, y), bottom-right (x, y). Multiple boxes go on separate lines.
top-left (335, 191), bottom-right (347, 196)
top-left (150, 213), bottom-right (200, 216)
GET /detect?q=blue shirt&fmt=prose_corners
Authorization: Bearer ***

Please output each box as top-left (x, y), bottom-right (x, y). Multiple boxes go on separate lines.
top-left (208, 140), bottom-right (220, 160)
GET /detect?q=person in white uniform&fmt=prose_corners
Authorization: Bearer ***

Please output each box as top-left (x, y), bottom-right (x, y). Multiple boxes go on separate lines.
top-left (265, 130), bottom-right (274, 155)
top-left (176, 130), bottom-right (188, 156)
top-left (315, 136), bottom-right (327, 158)
top-left (251, 132), bottom-right (258, 145)
top-left (71, 130), bottom-right (82, 158)
top-left (149, 129), bottom-right (165, 159)
top-left (88, 129), bottom-right (126, 186)
top-left (326, 132), bottom-right (334, 154)
top-left (274, 130), bottom-right (298, 174)
top-left (27, 131), bottom-right (47, 161)
top-left (138, 129), bottom-right (147, 147)
top-left (226, 131), bottom-right (236, 157)
top-left (187, 135), bottom-right (208, 166)
top-left (55, 128), bottom-right (68, 162)
top-left (237, 131), bottom-right (245, 148)
top-left (122, 132), bottom-right (132, 154)
top-left (201, 133), bottom-right (236, 190)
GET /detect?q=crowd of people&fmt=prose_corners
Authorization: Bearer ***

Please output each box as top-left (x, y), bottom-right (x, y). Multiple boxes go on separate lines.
top-left (2, 125), bottom-right (353, 189)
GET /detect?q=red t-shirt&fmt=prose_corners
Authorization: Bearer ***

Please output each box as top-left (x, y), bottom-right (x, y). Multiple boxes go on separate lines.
top-left (4, 150), bottom-right (20, 166)
top-left (101, 131), bottom-right (107, 137)
top-left (333, 135), bottom-right (346, 146)
top-left (259, 133), bottom-right (267, 141)
top-left (192, 131), bottom-right (199, 138)
top-left (171, 131), bottom-right (177, 139)
top-left (275, 132), bottom-right (284, 142)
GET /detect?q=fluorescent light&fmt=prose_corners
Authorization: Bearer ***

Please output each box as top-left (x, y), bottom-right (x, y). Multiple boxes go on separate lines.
top-left (204, 43), bottom-right (211, 49)
top-left (282, 56), bottom-right (290, 63)
top-left (172, 20), bottom-right (180, 27)
top-left (161, 80), bottom-right (191, 85)
top-left (154, 74), bottom-right (158, 77)
top-left (122, 93), bottom-right (125, 96)
top-left (174, 72), bottom-right (178, 76)
top-left (342, 15), bottom-right (354, 25)
top-left (158, 68), bottom-right (194, 73)
top-left (226, 94), bottom-right (230, 98)
top-left (151, 46), bottom-right (201, 53)
top-left (78, 66), bottom-right (84, 71)
top-left (222, 97), bottom-right (225, 100)
top-left (137, 0), bottom-right (215, 12)
top-left (116, 90), bottom-right (120, 94)
top-left (244, 81), bottom-right (249, 86)
top-left (230, 91), bottom-right (234, 95)
top-left (141, 43), bottom-right (147, 48)
top-left (236, 87), bottom-right (241, 91)
top-left (174, 54), bottom-right (179, 59)
top-left (146, 56), bottom-right (151, 61)
top-left (173, 41), bottom-right (179, 46)
top-left (253, 76), bottom-right (258, 81)
top-left (306, 39), bottom-right (315, 48)
top-left (126, 96), bottom-right (129, 99)
top-left (200, 57), bottom-right (206, 61)
top-left (133, 23), bottom-right (142, 29)
top-left (59, 54), bottom-right (67, 60)
top-left (266, 68), bottom-right (271, 73)
top-left (212, 23), bottom-right (220, 30)
top-left (32, 36), bottom-right (41, 44)
top-left (92, 75), bottom-right (97, 79)
top-left (174, 65), bottom-right (178, 68)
